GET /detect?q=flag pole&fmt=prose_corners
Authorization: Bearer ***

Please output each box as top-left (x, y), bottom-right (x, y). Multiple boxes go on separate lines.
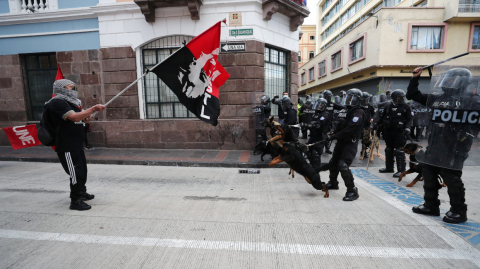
top-left (91, 47), bottom-right (180, 117)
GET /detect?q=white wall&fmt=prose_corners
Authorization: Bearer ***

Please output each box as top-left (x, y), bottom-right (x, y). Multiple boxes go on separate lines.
top-left (96, 0), bottom-right (300, 52)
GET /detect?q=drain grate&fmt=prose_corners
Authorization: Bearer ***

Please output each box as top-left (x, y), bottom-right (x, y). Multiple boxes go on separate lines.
top-left (239, 170), bottom-right (260, 174)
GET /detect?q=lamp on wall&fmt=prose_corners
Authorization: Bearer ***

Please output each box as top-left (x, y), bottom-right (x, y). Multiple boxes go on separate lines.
top-left (367, 12), bottom-right (379, 28)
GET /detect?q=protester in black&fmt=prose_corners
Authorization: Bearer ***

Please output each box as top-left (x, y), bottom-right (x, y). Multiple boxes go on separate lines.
top-left (45, 79), bottom-right (106, 211)
top-left (320, 89), bottom-right (365, 201)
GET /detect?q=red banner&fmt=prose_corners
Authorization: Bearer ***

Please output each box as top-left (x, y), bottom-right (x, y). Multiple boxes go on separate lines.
top-left (2, 125), bottom-right (41, 150)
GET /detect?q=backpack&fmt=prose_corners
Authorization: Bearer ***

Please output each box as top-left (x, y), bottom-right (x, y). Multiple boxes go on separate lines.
top-left (37, 100), bottom-right (62, 146)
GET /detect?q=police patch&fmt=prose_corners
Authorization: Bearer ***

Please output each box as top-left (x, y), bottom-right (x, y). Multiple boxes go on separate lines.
top-left (411, 112), bottom-right (414, 116)
top-left (320, 117), bottom-right (325, 120)
top-left (353, 117), bottom-right (359, 122)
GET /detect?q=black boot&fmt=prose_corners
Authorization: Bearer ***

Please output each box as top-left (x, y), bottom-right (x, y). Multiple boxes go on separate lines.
top-left (380, 148), bottom-right (394, 173)
top-left (70, 199), bottom-right (92, 211)
top-left (81, 192), bottom-right (95, 201)
top-left (327, 169), bottom-right (340, 190)
top-left (326, 181), bottom-right (339, 190)
top-left (412, 203), bottom-right (440, 216)
top-left (443, 205), bottom-right (468, 224)
top-left (393, 149), bottom-right (406, 178)
top-left (343, 187), bottom-right (359, 201)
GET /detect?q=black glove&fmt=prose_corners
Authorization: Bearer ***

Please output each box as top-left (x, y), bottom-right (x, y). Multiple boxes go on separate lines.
top-left (403, 128), bottom-right (411, 135)
top-left (371, 124), bottom-right (378, 131)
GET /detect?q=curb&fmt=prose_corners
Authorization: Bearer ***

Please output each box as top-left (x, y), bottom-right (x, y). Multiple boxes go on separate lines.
top-left (0, 156), bottom-right (291, 168)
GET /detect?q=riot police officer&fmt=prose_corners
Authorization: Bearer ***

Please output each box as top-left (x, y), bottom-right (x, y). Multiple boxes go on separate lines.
top-left (300, 96), bottom-right (315, 139)
top-left (323, 90), bottom-right (344, 154)
top-left (320, 89), bottom-right (365, 201)
top-left (260, 95), bottom-right (271, 118)
top-left (253, 95), bottom-right (271, 144)
top-left (297, 98), bottom-right (305, 137)
top-left (410, 100), bottom-right (428, 141)
top-left (281, 96), bottom-right (299, 141)
top-left (408, 67), bottom-right (479, 224)
top-left (302, 98), bottom-right (330, 172)
top-left (372, 93), bottom-right (390, 140)
top-left (376, 90), bottom-right (413, 177)
top-left (360, 92), bottom-right (376, 158)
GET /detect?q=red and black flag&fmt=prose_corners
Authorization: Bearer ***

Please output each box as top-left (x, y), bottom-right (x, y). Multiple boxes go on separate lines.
top-left (150, 21), bottom-right (230, 126)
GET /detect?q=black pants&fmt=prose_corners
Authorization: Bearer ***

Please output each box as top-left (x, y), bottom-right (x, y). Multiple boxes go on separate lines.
top-left (323, 139), bottom-right (358, 191)
top-left (57, 151), bottom-right (88, 200)
top-left (307, 141), bottom-right (323, 172)
top-left (423, 164), bottom-right (466, 211)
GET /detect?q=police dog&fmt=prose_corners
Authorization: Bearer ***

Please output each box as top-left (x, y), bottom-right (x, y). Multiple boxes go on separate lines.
top-left (359, 127), bottom-right (380, 161)
top-left (398, 143), bottom-right (446, 188)
top-left (268, 124), bottom-right (329, 198)
top-left (254, 117), bottom-right (282, 162)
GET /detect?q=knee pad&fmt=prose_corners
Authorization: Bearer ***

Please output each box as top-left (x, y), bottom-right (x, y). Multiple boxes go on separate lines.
top-left (337, 160), bottom-right (349, 171)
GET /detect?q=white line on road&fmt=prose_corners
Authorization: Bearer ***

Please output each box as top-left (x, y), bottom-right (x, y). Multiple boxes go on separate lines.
top-left (0, 228), bottom-right (476, 262)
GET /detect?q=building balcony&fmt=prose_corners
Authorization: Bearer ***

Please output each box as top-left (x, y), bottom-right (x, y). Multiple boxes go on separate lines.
top-left (444, 0), bottom-right (480, 21)
top-left (262, 0), bottom-right (310, 31)
top-left (134, 0), bottom-right (202, 22)
top-left (4, 0), bottom-right (59, 14)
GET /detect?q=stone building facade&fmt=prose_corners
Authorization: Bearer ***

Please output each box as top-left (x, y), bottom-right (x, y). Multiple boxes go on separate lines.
top-left (0, 0), bottom-right (306, 150)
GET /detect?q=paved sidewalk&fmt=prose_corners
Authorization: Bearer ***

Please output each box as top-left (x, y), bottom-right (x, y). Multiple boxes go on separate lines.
top-left (0, 144), bottom-right (386, 168)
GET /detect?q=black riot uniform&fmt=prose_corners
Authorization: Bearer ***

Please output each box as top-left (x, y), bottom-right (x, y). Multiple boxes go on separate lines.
top-left (360, 92), bottom-right (376, 158)
top-left (254, 95), bottom-right (271, 143)
top-left (323, 90), bottom-right (344, 154)
top-left (320, 89), bottom-right (365, 201)
top-left (300, 96), bottom-right (315, 139)
top-left (410, 100), bottom-right (428, 140)
top-left (372, 93), bottom-right (389, 139)
top-left (408, 67), bottom-right (480, 224)
top-left (302, 98), bottom-right (330, 172)
top-left (281, 96), bottom-right (299, 142)
top-left (376, 90), bottom-right (413, 177)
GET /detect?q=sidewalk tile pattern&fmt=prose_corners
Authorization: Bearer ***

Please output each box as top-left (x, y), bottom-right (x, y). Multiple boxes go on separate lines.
top-left (353, 169), bottom-right (480, 246)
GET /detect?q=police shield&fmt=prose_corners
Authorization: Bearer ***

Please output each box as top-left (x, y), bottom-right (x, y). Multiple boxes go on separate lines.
top-left (252, 93), bottom-right (266, 130)
top-left (415, 58), bottom-right (480, 170)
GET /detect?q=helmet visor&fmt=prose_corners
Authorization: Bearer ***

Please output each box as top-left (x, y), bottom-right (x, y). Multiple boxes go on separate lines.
top-left (434, 72), bottom-right (468, 92)
top-left (393, 96), bottom-right (407, 105)
top-left (313, 100), bottom-right (326, 111)
top-left (344, 93), bottom-right (359, 107)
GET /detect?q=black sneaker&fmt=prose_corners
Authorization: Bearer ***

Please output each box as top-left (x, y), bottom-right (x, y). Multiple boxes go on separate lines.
top-left (412, 204), bottom-right (440, 216)
top-left (70, 200), bottom-right (92, 211)
top-left (393, 171), bottom-right (403, 178)
top-left (81, 193), bottom-right (95, 201)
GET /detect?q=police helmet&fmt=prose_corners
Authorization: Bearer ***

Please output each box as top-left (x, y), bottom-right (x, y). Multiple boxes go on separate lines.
top-left (318, 93), bottom-right (324, 100)
top-left (323, 90), bottom-right (333, 102)
top-left (434, 68), bottom-right (472, 95)
top-left (391, 89), bottom-right (407, 105)
top-left (298, 98), bottom-right (304, 106)
top-left (314, 98), bottom-right (328, 111)
top-left (344, 88), bottom-right (363, 107)
top-left (281, 96), bottom-right (293, 111)
top-left (340, 90), bottom-right (347, 97)
top-left (305, 95), bottom-right (312, 105)
top-left (260, 95), bottom-right (270, 105)
top-left (334, 95), bottom-right (342, 105)
top-left (379, 93), bottom-right (387, 103)
top-left (361, 92), bottom-right (370, 106)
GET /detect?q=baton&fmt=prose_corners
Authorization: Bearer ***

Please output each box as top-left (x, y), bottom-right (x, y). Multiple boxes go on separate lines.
top-left (306, 140), bottom-right (326, 147)
top-left (366, 130), bottom-right (377, 171)
top-left (413, 52), bottom-right (469, 77)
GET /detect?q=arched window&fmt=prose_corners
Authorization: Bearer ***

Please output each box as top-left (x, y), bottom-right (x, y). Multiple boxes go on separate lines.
top-left (141, 35), bottom-right (194, 119)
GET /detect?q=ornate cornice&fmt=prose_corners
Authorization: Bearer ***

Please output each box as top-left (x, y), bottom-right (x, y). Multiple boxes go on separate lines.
top-left (134, 0), bottom-right (203, 22)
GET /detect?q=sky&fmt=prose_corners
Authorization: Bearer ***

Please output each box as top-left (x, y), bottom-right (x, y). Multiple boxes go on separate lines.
top-left (303, 0), bottom-right (318, 25)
